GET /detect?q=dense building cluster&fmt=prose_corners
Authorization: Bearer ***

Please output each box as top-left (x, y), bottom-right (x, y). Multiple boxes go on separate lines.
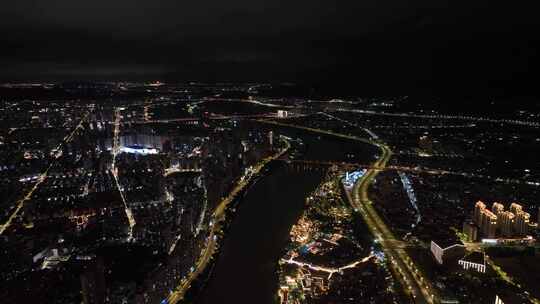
top-left (0, 83), bottom-right (279, 303)
top-left (1, 83), bottom-right (540, 304)
top-left (468, 201), bottom-right (538, 240)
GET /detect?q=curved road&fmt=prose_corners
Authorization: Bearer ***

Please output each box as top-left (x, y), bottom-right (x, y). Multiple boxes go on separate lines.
top-left (167, 116), bottom-right (438, 304)
top-left (258, 118), bottom-right (438, 303)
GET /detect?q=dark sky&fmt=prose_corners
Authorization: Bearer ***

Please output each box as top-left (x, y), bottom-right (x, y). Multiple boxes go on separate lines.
top-left (1, 1), bottom-right (539, 92)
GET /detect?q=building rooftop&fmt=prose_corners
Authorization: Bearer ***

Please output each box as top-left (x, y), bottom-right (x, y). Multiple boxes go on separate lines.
top-left (460, 251), bottom-right (484, 265)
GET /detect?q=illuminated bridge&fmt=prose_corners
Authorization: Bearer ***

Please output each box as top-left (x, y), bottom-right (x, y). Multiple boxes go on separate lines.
top-left (282, 159), bottom-right (449, 174)
top-left (282, 160), bottom-right (540, 187)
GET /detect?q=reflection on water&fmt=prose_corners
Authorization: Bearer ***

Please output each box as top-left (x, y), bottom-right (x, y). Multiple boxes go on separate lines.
top-left (196, 164), bottom-right (323, 304)
top-left (194, 128), bottom-right (377, 304)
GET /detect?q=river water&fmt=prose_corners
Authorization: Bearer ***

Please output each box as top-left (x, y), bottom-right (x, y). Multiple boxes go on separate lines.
top-left (194, 129), bottom-right (377, 304)
top-left (195, 163), bottom-right (323, 304)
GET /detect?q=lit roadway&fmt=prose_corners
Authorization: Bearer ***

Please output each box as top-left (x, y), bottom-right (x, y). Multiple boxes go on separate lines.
top-left (163, 166), bottom-right (203, 177)
top-left (111, 107), bottom-right (136, 239)
top-left (164, 139), bottom-right (291, 304)
top-left (257, 118), bottom-right (437, 303)
top-left (282, 254), bottom-right (375, 280)
top-left (256, 119), bottom-right (376, 147)
top-left (0, 112), bottom-right (90, 235)
top-left (333, 107), bottom-right (540, 128)
top-left (128, 113), bottom-right (304, 125)
top-left (347, 142), bottom-right (437, 303)
top-left (286, 158), bottom-right (540, 187)
top-left (318, 111), bottom-right (379, 139)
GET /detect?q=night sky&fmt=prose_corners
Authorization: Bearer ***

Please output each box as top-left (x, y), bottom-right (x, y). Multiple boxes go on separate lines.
top-left (1, 1), bottom-right (539, 93)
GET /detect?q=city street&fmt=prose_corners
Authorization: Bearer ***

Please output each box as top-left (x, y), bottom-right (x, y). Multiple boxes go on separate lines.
top-left (260, 118), bottom-right (438, 303)
top-left (0, 112), bottom-right (90, 235)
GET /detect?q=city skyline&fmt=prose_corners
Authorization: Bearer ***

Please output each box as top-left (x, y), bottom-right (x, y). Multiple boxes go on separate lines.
top-left (1, 83), bottom-right (539, 303)
top-left (1, 1), bottom-right (540, 303)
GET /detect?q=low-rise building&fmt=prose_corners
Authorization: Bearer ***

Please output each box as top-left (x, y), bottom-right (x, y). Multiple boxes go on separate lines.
top-left (458, 251), bottom-right (486, 273)
top-left (430, 240), bottom-right (465, 265)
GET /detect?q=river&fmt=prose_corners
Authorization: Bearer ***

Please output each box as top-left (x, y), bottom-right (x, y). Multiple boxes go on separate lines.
top-left (194, 129), bottom-right (377, 304)
top-left (195, 162), bottom-right (323, 304)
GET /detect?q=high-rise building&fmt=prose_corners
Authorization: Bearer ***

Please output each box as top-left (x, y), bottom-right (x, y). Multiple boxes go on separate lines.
top-left (480, 209), bottom-right (498, 238)
top-left (514, 211), bottom-right (530, 236)
top-left (470, 201), bottom-right (537, 239)
top-left (510, 203), bottom-right (522, 215)
top-left (463, 221), bottom-right (478, 242)
top-left (474, 201), bottom-right (497, 238)
top-left (498, 211), bottom-right (515, 237)
top-left (474, 201), bottom-right (486, 225)
top-left (491, 202), bottom-right (504, 216)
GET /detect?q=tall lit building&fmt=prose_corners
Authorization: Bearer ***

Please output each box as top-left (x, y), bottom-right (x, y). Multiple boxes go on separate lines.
top-left (463, 221), bottom-right (478, 242)
top-left (509, 203), bottom-right (522, 215)
top-left (491, 202), bottom-right (504, 216)
top-left (514, 211), bottom-right (530, 236)
top-left (480, 209), bottom-right (498, 238)
top-left (474, 201), bottom-right (497, 238)
top-left (498, 211), bottom-right (515, 237)
top-left (474, 201), bottom-right (486, 225)
top-left (507, 203), bottom-right (530, 236)
top-left (470, 201), bottom-right (537, 239)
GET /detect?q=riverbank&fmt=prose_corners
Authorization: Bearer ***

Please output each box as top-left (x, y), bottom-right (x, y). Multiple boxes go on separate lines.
top-left (277, 169), bottom-right (399, 303)
top-left (164, 139), bottom-right (291, 304)
top-left (194, 162), bottom-right (324, 304)
top-left (186, 123), bottom-right (380, 304)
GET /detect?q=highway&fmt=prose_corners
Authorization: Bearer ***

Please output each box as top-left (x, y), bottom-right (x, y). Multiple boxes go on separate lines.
top-left (257, 118), bottom-right (437, 303)
top-left (128, 113), bottom-right (304, 125)
top-left (110, 107), bottom-right (136, 240)
top-left (256, 119), bottom-right (376, 147)
top-left (0, 112), bottom-right (90, 235)
top-left (164, 139), bottom-right (291, 304)
top-left (346, 141), bottom-right (437, 303)
top-left (333, 107), bottom-right (540, 128)
top-left (319, 111), bottom-right (379, 139)
top-left (285, 159), bottom-right (540, 187)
